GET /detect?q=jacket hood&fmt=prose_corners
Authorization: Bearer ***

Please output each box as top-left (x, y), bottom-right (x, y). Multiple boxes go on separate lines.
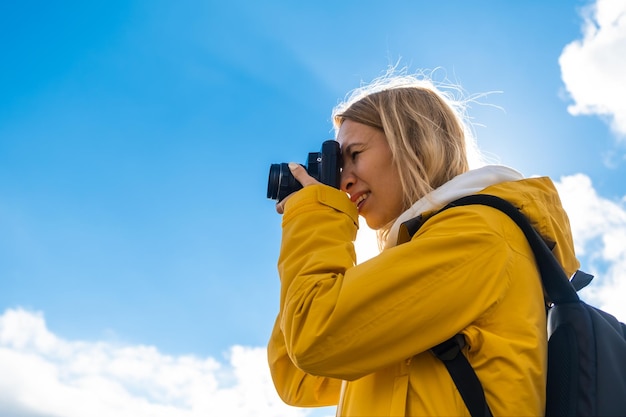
top-left (477, 176), bottom-right (579, 277)
top-left (385, 165), bottom-right (579, 277)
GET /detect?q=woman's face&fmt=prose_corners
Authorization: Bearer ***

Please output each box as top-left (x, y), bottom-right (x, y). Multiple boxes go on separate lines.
top-left (337, 120), bottom-right (405, 229)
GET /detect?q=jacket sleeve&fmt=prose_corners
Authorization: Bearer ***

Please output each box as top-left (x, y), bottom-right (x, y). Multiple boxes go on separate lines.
top-left (267, 184), bottom-right (355, 406)
top-left (271, 184), bottom-right (516, 382)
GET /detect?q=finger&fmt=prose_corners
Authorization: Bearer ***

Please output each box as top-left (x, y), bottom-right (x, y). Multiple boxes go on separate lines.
top-left (288, 162), bottom-right (320, 187)
top-left (276, 193), bottom-right (293, 214)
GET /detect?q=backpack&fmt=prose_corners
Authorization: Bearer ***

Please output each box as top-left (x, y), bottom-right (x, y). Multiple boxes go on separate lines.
top-left (413, 194), bottom-right (626, 417)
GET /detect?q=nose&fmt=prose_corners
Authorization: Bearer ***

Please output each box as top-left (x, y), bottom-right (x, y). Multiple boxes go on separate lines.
top-left (340, 168), bottom-right (355, 193)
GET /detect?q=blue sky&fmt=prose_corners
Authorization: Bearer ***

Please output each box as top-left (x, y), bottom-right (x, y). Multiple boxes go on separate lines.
top-left (1, 1), bottom-right (626, 416)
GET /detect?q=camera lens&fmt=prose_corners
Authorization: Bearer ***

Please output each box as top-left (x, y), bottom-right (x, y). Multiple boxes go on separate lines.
top-left (267, 164), bottom-right (282, 200)
top-left (266, 163), bottom-right (303, 201)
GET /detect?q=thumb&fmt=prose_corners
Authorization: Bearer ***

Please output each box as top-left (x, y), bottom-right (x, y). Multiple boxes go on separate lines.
top-left (288, 162), bottom-right (319, 187)
top-left (288, 162), bottom-right (304, 174)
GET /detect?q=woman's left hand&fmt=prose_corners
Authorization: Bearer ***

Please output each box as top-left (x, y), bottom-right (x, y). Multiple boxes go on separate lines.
top-left (276, 162), bottom-right (321, 214)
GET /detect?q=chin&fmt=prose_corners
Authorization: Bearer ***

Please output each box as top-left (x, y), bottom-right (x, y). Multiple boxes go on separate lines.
top-left (364, 212), bottom-right (396, 230)
top-left (364, 217), bottom-right (383, 230)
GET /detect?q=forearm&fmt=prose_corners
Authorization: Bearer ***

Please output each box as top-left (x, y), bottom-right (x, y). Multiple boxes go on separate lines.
top-left (268, 317), bottom-right (342, 406)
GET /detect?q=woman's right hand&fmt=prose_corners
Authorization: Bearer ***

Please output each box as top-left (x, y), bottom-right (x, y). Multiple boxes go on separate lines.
top-left (276, 163), bottom-right (321, 214)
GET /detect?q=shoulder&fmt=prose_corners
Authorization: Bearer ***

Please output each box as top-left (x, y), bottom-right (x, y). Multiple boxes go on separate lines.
top-left (404, 202), bottom-right (536, 263)
top-left (408, 203), bottom-right (516, 241)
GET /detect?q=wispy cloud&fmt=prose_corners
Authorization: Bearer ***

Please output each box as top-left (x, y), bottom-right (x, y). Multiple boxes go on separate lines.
top-left (0, 308), bottom-right (314, 417)
top-left (559, 0), bottom-right (626, 139)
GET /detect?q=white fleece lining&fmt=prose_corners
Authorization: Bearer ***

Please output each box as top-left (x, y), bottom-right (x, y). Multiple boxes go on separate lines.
top-left (384, 165), bottom-right (525, 249)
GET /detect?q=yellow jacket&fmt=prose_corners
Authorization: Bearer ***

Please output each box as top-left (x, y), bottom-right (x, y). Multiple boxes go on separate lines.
top-left (268, 171), bottom-right (579, 416)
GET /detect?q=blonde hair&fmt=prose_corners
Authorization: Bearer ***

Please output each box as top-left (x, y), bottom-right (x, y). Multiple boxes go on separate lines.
top-left (332, 69), bottom-right (484, 243)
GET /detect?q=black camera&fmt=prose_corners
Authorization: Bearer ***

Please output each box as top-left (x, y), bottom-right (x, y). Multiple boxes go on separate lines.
top-left (267, 140), bottom-right (341, 201)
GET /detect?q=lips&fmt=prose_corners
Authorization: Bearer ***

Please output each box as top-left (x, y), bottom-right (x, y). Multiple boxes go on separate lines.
top-left (352, 192), bottom-right (370, 211)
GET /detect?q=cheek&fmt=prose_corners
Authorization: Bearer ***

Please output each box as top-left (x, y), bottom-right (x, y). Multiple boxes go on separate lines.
top-left (385, 170), bottom-right (405, 214)
top-left (394, 185), bottom-right (406, 213)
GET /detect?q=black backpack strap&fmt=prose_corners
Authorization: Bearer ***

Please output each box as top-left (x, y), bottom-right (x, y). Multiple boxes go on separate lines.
top-left (427, 194), bottom-right (579, 417)
top-left (570, 269), bottom-right (594, 291)
top-left (442, 194), bottom-right (579, 304)
top-left (431, 335), bottom-right (493, 417)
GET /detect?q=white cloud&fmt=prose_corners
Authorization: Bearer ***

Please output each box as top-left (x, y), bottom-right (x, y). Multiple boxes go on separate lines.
top-left (0, 308), bottom-right (325, 417)
top-left (2, 176), bottom-right (624, 417)
top-left (559, 0), bottom-right (626, 138)
top-left (555, 173), bottom-right (626, 322)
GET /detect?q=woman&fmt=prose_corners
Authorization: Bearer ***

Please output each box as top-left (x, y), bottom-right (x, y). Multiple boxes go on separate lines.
top-left (268, 72), bottom-right (579, 416)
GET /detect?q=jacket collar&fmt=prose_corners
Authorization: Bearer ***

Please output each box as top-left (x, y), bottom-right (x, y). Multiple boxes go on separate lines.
top-left (384, 165), bottom-right (524, 249)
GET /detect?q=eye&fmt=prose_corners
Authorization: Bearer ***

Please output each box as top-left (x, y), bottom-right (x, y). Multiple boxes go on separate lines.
top-left (351, 151), bottom-right (361, 161)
